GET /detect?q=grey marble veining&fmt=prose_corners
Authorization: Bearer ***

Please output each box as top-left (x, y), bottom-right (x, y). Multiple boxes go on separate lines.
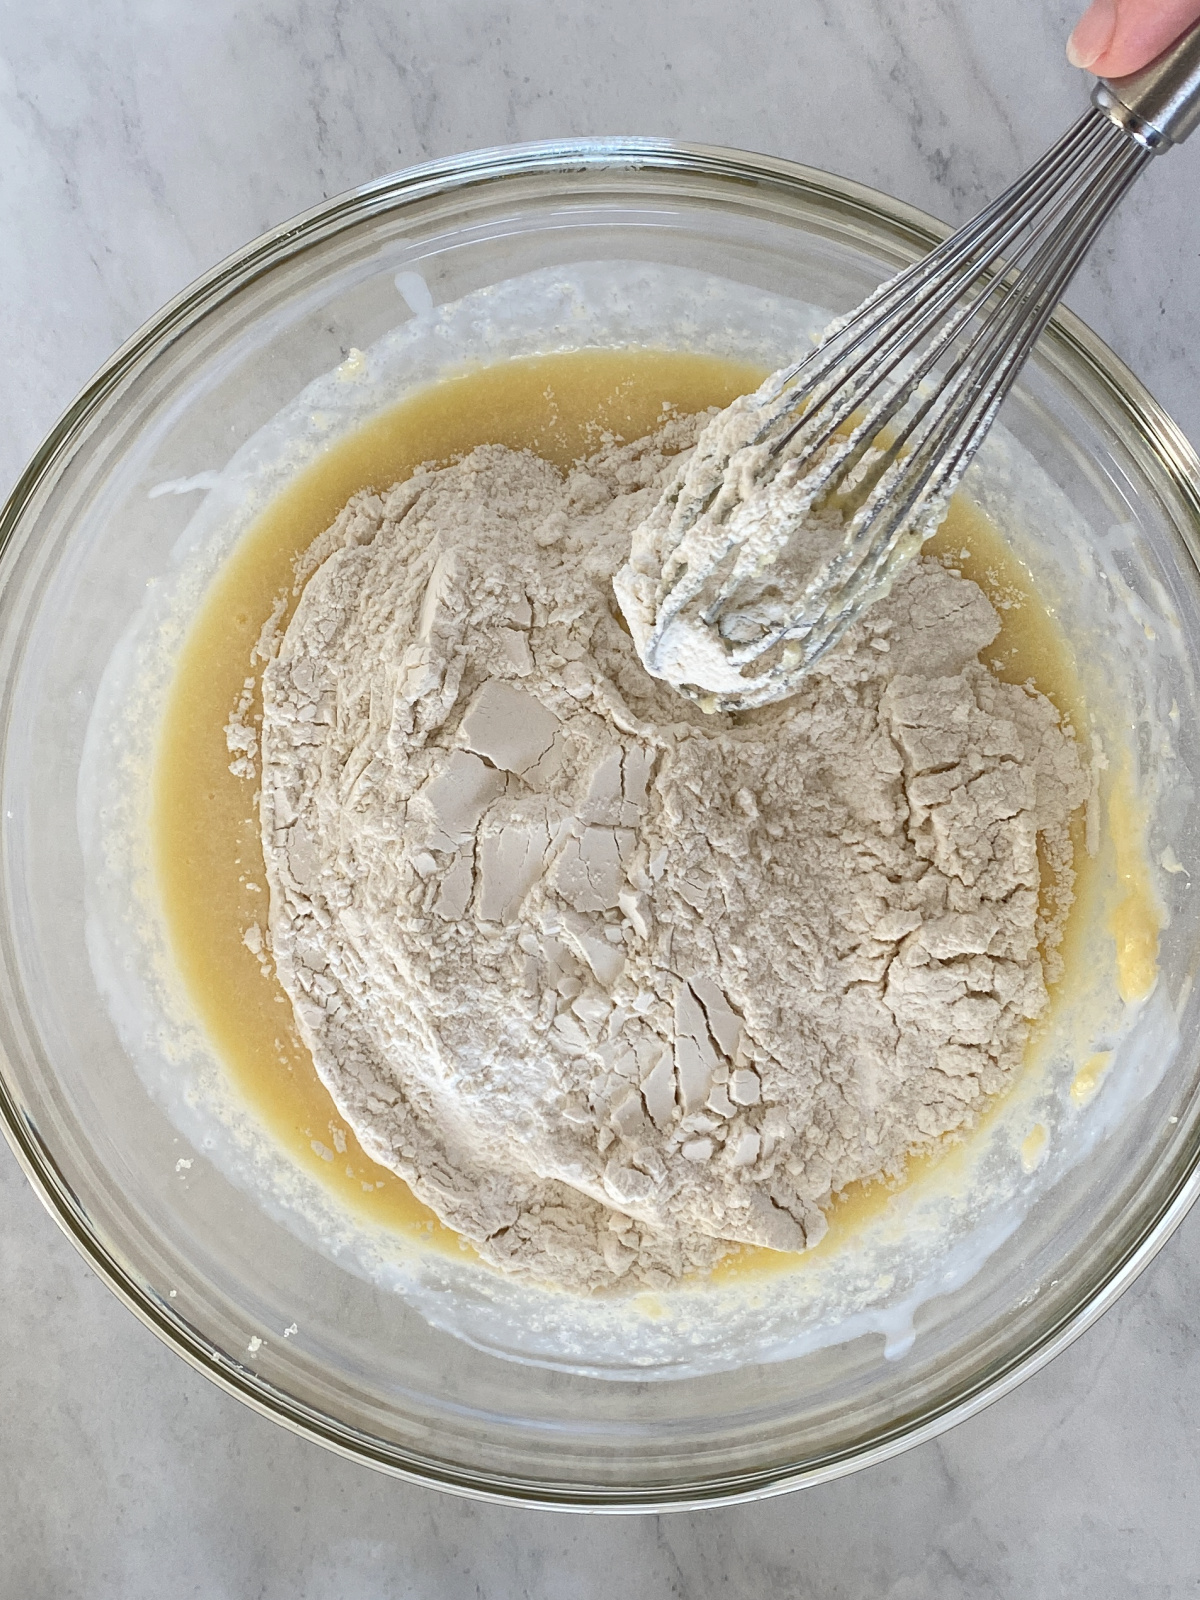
top-left (3, 1), bottom-right (1200, 1594)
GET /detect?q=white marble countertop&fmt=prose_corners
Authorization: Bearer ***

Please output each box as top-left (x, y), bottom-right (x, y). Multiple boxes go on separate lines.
top-left (3, 2), bottom-right (1199, 1593)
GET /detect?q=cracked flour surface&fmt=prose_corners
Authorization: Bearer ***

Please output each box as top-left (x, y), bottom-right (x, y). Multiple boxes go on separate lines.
top-left (257, 411), bottom-right (1088, 1292)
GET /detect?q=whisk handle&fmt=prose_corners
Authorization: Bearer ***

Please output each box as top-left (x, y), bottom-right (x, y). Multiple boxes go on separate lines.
top-left (1093, 16), bottom-right (1200, 148)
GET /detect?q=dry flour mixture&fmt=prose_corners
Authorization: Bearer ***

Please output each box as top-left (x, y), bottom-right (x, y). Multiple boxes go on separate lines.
top-left (255, 409), bottom-right (1088, 1292)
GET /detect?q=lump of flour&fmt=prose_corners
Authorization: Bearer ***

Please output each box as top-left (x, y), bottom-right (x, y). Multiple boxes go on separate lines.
top-left (258, 414), bottom-right (1088, 1293)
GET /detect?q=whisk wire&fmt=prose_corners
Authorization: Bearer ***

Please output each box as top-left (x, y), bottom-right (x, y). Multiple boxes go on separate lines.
top-left (653, 107), bottom-right (1155, 706)
top-left (761, 115), bottom-right (1118, 445)
top-left (698, 115), bottom-right (1147, 650)
top-left (753, 130), bottom-right (1148, 669)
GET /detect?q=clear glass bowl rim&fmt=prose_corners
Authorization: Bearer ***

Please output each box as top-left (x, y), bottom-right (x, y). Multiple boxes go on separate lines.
top-left (3, 136), bottom-right (1200, 1511)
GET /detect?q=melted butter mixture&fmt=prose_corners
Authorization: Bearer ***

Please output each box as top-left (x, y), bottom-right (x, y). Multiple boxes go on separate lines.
top-left (1072, 1050), bottom-right (1114, 1105)
top-left (154, 347), bottom-right (1158, 1274)
top-left (1107, 775), bottom-right (1160, 1004)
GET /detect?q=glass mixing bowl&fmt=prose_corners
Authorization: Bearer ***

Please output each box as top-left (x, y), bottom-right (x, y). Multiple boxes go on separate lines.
top-left (3, 140), bottom-right (1200, 1510)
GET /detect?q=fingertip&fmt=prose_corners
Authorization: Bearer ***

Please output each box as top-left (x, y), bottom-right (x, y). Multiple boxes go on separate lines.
top-left (1066, 0), bottom-right (1118, 71)
top-left (1065, 33), bottom-right (1091, 68)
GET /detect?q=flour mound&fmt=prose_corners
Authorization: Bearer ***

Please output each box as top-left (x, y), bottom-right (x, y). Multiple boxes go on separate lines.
top-left (259, 419), bottom-right (1088, 1292)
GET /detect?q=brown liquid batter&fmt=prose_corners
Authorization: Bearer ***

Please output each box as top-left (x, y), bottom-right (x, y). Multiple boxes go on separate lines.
top-left (153, 348), bottom-right (1127, 1270)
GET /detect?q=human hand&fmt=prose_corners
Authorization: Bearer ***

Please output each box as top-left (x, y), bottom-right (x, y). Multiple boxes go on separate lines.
top-left (1068, 0), bottom-right (1200, 76)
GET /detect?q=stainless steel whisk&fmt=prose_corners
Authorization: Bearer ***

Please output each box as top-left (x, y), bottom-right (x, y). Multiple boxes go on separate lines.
top-left (642, 21), bottom-right (1200, 710)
